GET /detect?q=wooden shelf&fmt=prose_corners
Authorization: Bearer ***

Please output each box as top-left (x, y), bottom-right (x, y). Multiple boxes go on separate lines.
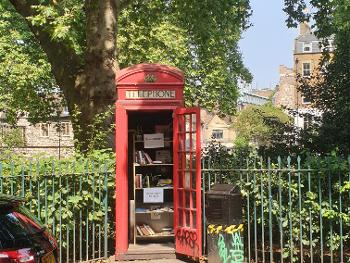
top-left (135, 187), bottom-right (173, 190)
top-left (135, 140), bottom-right (173, 143)
top-left (136, 234), bottom-right (174, 240)
top-left (135, 210), bottom-right (174, 214)
top-left (134, 163), bottom-right (174, 166)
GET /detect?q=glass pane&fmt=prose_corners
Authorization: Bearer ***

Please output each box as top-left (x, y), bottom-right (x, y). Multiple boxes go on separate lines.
top-left (185, 154), bottom-right (191, 169)
top-left (178, 116), bottom-right (184, 132)
top-left (178, 209), bottom-right (183, 227)
top-left (192, 171), bottom-right (196, 190)
top-left (191, 132), bottom-right (196, 151)
top-left (178, 153), bottom-right (183, 169)
top-left (185, 115), bottom-right (191, 132)
top-left (178, 190), bottom-right (183, 208)
top-left (185, 171), bottom-right (191, 189)
top-left (186, 132), bottom-right (191, 151)
top-left (178, 171), bottom-right (183, 188)
top-left (185, 191), bottom-right (190, 208)
top-left (192, 114), bottom-right (197, 132)
top-left (178, 134), bottom-right (184, 151)
top-left (192, 211), bottom-right (197, 229)
top-left (185, 211), bottom-right (190, 227)
top-left (192, 191), bottom-right (196, 209)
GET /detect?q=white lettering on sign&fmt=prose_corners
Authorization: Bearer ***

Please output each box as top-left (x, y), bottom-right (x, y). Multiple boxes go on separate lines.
top-left (126, 90), bottom-right (176, 99)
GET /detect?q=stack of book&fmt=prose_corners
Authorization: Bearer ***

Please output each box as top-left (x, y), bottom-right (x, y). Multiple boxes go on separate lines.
top-left (136, 224), bottom-right (156, 236)
top-left (135, 151), bottom-right (162, 165)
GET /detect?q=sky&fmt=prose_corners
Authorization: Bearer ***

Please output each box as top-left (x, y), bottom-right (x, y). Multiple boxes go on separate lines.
top-left (239, 0), bottom-right (299, 90)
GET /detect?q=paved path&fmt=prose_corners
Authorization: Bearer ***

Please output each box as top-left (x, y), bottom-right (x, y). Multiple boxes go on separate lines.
top-left (115, 259), bottom-right (184, 263)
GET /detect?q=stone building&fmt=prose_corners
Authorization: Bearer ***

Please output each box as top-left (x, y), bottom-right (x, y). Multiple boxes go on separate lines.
top-left (274, 22), bottom-right (331, 128)
top-left (201, 92), bottom-right (270, 149)
top-left (0, 111), bottom-right (74, 158)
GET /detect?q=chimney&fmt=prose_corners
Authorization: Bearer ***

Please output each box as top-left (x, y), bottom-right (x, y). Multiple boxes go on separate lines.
top-left (300, 22), bottom-right (311, 35)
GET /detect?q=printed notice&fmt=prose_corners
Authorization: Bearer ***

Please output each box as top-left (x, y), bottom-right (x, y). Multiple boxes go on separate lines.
top-left (144, 133), bottom-right (164, 148)
top-left (144, 188), bottom-right (164, 203)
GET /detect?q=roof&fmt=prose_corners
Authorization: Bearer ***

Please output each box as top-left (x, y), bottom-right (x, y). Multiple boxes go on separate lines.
top-left (116, 63), bottom-right (184, 83)
top-left (0, 194), bottom-right (25, 206)
top-left (295, 33), bottom-right (319, 42)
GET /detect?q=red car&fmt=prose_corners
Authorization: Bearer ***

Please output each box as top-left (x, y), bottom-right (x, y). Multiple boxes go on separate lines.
top-left (0, 195), bottom-right (58, 263)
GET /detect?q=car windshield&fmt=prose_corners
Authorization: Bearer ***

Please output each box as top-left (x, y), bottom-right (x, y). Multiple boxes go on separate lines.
top-left (0, 205), bottom-right (46, 249)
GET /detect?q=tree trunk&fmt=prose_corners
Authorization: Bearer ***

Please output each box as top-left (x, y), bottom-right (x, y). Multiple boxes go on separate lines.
top-left (8, 0), bottom-right (119, 152)
top-left (71, 0), bottom-right (118, 151)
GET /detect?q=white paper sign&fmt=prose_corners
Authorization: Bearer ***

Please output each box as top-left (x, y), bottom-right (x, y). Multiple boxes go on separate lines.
top-left (144, 133), bottom-right (164, 148)
top-left (144, 188), bottom-right (164, 203)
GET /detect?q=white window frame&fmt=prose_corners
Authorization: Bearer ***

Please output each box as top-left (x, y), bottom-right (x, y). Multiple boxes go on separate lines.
top-left (302, 96), bottom-right (311, 104)
top-left (302, 62), bottom-right (312, 77)
top-left (61, 122), bottom-right (70, 136)
top-left (212, 129), bottom-right (224, 140)
top-left (40, 123), bottom-right (50, 137)
top-left (303, 115), bottom-right (314, 129)
top-left (303, 42), bottom-right (312, 53)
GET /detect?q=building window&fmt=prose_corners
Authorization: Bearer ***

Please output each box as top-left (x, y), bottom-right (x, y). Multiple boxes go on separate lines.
top-left (302, 96), bottom-right (311, 104)
top-left (212, 129), bottom-right (223, 139)
top-left (302, 63), bottom-right (311, 77)
top-left (304, 115), bottom-right (314, 129)
top-left (303, 43), bottom-right (312, 52)
top-left (40, 123), bottom-right (49, 137)
top-left (61, 122), bottom-right (70, 136)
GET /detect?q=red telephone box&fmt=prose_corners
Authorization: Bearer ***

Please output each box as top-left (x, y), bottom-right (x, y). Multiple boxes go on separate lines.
top-left (115, 64), bottom-right (202, 260)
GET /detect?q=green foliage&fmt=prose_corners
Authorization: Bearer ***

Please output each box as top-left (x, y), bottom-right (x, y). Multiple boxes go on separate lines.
top-left (283, 0), bottom-right (350, 154)
top-left (1, 127), bottom-right (26, 147)
top-left (0, 2), bottom-right (60, 124)
top-left (1, 0), bottom-right (252, 131)
top-left (118, 0), bottom-right (252, 115)
top-left (203, 146), bottom-right (350, 261)
top-left (0, 153), bottom-right (115, 254)
top-left (234, 103), bottom-right (292, 148)
top-left (71, 105), bottom-right (115, 154)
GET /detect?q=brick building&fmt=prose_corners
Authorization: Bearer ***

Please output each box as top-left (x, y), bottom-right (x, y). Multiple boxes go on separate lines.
top-left (274, 22), bottom-right (331, 128)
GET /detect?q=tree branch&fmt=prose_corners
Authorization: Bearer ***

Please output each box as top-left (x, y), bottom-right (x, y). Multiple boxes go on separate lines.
top-left (8, 0), bottom-right (82, 99)
top-left (119, 0), bottom-right (135, 12)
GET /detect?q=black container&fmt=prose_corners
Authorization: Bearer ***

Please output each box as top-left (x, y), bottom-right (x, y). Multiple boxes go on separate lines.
top-left (206, 184), bottom-right (244, 263)
top-left (206, 184), bottom-right (242, 225)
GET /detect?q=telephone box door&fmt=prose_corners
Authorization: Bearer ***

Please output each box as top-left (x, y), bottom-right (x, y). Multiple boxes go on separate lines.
top-left (173, 107), bottom-right (202, 258)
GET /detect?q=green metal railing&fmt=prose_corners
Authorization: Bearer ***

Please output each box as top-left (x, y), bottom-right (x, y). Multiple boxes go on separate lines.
top-left (0, 160), bottom-right (115, 263)
top-left (202, 156), bottom-right (350, 263)
top-left (1, 155), bottom-right (350, 263)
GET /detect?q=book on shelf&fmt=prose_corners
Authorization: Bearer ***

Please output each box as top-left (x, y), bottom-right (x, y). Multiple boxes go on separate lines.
top-left (143, 152), bottom-right (153, 164)
top-left (145, 175), bottom-right (150, 188)
top-left (135, 150), bottom-right (154, 165)
top-left (136, 225), bottom-right (143, 236)
top-left (137, 224), bottom-right (155, 236)
top-left (135, 174), bottom-right (142, 189)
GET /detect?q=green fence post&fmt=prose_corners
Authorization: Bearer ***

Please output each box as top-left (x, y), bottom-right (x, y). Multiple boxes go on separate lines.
top-left (327, 160), bottom-right (333, 263)
top-left (338, 170), bottom-right (343, 263)
top-left (267, 157), bottom-right (273, 263)
top-left (297, 156), bottom-right (303, 262)
top-left (246, 159), bottom-right (251, 261)
top-left (104, 163), bottom-right (108, 259)
top-left (260, 156), bottom-right (265, 263)
top-left (307, 165), bottom-right (313, 263)
top-left (253, 158), bottom-right (258, 262)
top-left (318, 170), bottom-right (324, 263)
top-left (92, 160), bottom-right (96, 259)
top-left (287, 156), bottom-right (293, 262)
top-left (278, 156), bottom-right (284, 263)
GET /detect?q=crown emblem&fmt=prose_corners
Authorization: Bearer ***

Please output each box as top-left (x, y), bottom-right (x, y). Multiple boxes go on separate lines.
top-left (144, 74), bottom-right (156, 83)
